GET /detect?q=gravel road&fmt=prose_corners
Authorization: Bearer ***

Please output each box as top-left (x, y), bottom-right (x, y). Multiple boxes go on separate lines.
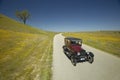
top-left (52, 33), bottom-right (120, 80)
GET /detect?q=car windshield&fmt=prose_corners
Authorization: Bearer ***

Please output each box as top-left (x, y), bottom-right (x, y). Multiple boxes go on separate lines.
top-left (71, 40), bottom-right (81, 45)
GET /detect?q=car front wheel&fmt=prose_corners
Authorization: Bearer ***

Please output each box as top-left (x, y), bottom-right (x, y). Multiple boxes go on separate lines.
top-left (88, 55), bottom-right (94, 64)
top-left (87, 52), bottom-right (94, 64)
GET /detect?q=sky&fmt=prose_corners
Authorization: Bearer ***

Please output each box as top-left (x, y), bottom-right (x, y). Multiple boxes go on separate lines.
top-left (0, 0), bottom-right (120, 32)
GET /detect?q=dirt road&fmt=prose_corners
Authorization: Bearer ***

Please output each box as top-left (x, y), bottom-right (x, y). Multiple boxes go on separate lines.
top-left (52, 34), bottom-right (120, 80)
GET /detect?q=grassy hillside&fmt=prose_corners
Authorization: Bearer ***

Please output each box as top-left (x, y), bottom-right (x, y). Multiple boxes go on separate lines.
top-left (64, 31), bottom-right (120, 57)
top-left (0, 14), bottom-right (55, 80)
top-left (0, 14), bottom-right (47, 34)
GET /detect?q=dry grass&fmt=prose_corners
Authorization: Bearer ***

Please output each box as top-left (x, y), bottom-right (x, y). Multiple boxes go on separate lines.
top-left (0, 29), bottom-right (54, 80)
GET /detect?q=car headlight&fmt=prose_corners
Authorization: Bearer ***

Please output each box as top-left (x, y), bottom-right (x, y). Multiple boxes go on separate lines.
top-left (77, 52), bottom-right (80, 55)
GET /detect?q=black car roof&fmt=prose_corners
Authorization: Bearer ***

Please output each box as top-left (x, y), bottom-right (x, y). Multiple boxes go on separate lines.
top-left (65, 37), bottom-right (82, 41)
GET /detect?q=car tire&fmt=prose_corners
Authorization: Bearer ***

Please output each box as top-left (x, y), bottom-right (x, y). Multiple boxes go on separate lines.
top-left (87, 52), bottom-right (94, 64)
top-left (88, 55), bottom-right (94, 64)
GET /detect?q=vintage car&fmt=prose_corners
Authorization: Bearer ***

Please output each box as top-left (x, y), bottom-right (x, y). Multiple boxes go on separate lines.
top-left (63, 37), bottom-right (94, 66)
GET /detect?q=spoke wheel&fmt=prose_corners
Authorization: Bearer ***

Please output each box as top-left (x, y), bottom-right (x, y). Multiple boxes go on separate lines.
top-left (88, 55), bottom-right (94, 64)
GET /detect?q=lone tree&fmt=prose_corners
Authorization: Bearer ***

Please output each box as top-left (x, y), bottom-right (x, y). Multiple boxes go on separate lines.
top-left (15, 10), bottom-right (30, 24)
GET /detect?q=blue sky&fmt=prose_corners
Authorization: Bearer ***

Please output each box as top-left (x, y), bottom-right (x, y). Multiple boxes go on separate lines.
top-left (0, 0), bottom-right (120, 32)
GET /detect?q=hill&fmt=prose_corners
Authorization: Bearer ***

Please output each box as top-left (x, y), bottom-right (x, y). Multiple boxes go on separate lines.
top-left (0, 14), bottom-right (48, 34)
top-left (0, 14), bottom-right (54, 80)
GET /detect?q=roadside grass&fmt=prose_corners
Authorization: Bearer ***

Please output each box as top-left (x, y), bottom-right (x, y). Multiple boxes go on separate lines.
top-left (0, 29), bottom-right (54, 80)
top-left (64, 31), bottom-right (120, 57)
top-left (0, 14), bottom-right (55, 80)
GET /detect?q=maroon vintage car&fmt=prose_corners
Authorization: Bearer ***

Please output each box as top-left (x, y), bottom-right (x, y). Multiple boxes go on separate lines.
top-left (63, 37), bottom-right (94, 66)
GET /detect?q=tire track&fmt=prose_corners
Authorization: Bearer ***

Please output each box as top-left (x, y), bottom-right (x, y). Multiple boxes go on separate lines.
top-left (33, 38), bottom-right (52, 80)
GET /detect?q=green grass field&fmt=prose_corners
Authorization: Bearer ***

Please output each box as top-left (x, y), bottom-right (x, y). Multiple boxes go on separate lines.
top-left (0, 14), bottom-right (55, 80)
top-left (64, 31), bottom-right (120, 57)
